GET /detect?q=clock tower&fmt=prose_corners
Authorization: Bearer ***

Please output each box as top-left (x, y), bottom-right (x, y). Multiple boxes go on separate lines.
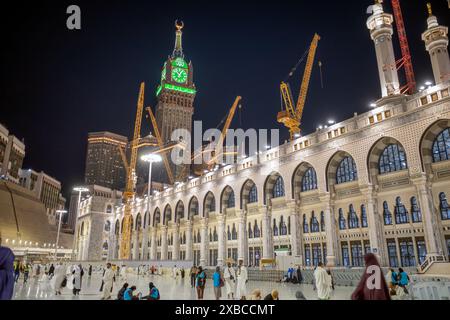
top-left (155, 21), bottom-right (196, 183)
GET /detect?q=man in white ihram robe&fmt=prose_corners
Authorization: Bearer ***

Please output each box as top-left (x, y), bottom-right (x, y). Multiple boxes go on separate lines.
top-left (235, 260), bottom-right (248, 300)
top-left (223, 263), bottom-right (236, 299)
top-left (51, 263), bottom-right (66, 295)
top-left (314, 262), bottom-right (332, 300)
top-left (101, 263), bottom-right (115, 300)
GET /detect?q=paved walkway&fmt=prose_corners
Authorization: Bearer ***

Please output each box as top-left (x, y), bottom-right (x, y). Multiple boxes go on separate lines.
top-left (12, 272), bottom-right (355, 300)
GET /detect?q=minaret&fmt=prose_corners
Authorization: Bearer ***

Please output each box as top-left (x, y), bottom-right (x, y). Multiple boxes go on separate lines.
top-left (422, 3), bottom-right (450, 85)
top-left (367, 0), bottom-right (401, 97)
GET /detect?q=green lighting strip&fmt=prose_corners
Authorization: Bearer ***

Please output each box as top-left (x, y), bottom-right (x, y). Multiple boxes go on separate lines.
top-left (164, 83), bottom-right (196, 94)
top-left (156, 83), bottom-right (196, 96)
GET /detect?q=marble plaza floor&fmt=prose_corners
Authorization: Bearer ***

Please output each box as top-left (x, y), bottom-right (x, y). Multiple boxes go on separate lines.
top-left (12, 272), bottom-right (356, 300)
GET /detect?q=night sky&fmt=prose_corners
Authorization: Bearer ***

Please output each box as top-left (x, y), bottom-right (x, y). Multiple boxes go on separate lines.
top-left (1, 0), bottom-right (449, 203)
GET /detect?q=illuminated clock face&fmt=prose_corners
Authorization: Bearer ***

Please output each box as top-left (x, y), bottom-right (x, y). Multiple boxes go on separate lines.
top-left (172, 67), bottom-right (188, 83)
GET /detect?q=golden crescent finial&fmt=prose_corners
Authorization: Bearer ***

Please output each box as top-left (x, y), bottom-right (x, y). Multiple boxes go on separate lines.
top-left (426, 3), bottom-right (433, 17)
top-left (175, 20), bottom-right (184, 31)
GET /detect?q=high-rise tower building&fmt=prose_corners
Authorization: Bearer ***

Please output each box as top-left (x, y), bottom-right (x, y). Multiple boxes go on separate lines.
top-left (155, 21), bottom-right (196, 182)
top-left (422, 3), bottom-right (450, 85)
top-left (84, 132), bottom-right (128, 191)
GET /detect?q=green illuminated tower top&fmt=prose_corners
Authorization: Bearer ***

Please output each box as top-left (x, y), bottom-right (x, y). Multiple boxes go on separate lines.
top-left (155, 20), bottom-right (196, 183)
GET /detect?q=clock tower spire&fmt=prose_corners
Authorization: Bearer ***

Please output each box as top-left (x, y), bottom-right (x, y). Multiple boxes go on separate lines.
top-left (154, 21), bottom-right (196, 183)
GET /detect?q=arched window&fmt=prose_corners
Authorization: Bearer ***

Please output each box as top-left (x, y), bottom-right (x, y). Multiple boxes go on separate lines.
top-left (209, 230), bottom-right (213, 242)
top-left (288, 216), bottom-right (291, 235)
top-left (232, 224), bottom-right (238, 240)
top-left (410, 197), bottom-right (422, 223)
top-left (379, 144), bottom-right (408, 174)
top-left (320, 211), bottom-right (325, 232)
top-left (301, 168), bottom-right (318, 192)
top-left (104, 220), bottom-right (111, 232)
top-left (106, 205), bottom-right (113, 214)
top-left (197, 230), bottom-right (201, 243)
top-left (254, 221), bottom-right (261, 238)
top-left (394, 197), bottom-right (409, 224)
top-left (432, 128), bottom-right (450, 162)
top-left (440, 192), bottom-right (450, 220)
top-left (280, 216), bottom-right (288, 236)
top-left (338, 209), bottom-right (346, 230)
top-left (348, 204), bottom-right (359, 229)
top-left (183, 232), bottom-right (186, 244)
top-left (273, 176), bottom-right (285, 198)
top-left (227, 226), bottom-right (231, 240)
top-left (213, 227), bottom-right (218, 242)
top-left (311, 212), bottom-right (320, 233)
top-left (273, 219), bottom-right (279, 236)
top-left (383, 201), bottom-right (393, 225)
top-left (102, 241), bottom-right (108, 250)
top-left (303, 215), bottom-right (309, 233)
top-left (249, 184), bottom-right (258, 204)
top-left (336, 157), bottom-right (358, 184)
top-left (227, 190), bottom-right (235, 208)
top-left (361, 205), bottom-right (368, 228)
top-left (194, 233), bottom-right (197, 243)
top-left (248, 223), bottom-right (253, 239)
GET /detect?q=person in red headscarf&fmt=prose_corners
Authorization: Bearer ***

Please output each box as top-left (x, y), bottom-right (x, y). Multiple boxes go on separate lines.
top-left (351, 253), bottom-right (391, 300)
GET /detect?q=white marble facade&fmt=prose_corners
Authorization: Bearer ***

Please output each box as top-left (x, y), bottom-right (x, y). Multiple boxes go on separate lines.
top-left (75, 82), bottom-right (450, 269)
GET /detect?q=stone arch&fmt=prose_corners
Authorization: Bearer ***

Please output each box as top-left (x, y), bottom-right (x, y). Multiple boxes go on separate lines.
top-left (241, 179), bottom-right (257, 209)
top-left (175, 200), bottom-right (185, 223)
top-left (163, 204), bottom-right (172, 226)
top-left (367, 137), bottom-right (408, 185)
top-left (188, 196), bottom-right (199, 220)
top-left (135, 213), bottom-right (142, 231)
top-left (220, 185), bottom-right (235, 213)
top-left (292, 162), bottom-right (317, 200)
top-left (326, 151), bottom-right (358, 192)
top-left (420, 119), bottom-right (450, 174)
top-left (203, 191), bottom-right (216, 218)
top-left (153, 207), bottom-right (161, 227)
top-left (106, 204), bottom-right (113, 214)
top-left (264, 172), bottom-right (285, 205)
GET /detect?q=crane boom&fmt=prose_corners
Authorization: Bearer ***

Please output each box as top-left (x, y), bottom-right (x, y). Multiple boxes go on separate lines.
top-left (145, 106), bottom-right (175, 185)
top-left (391, 0), bottom-right (416, 95)
top-left (119, 82), bottom-right (145, 260)
top-left (295, 33), bottom-right (320, 120)
top-left (210, 96), bottom-right (242, 165)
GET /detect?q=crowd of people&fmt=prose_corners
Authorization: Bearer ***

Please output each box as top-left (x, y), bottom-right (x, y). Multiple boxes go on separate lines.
top-left (0, 244), bottom-right (413, 301)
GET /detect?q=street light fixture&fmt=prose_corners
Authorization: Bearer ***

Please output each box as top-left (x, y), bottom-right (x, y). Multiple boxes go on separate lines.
top-left (55, 209), bottom-right (67, 260)
top-left (141, 153), bottom-right (162, 212)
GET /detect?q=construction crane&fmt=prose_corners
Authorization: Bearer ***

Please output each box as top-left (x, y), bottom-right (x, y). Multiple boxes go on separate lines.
top-left (391, 0), bottom-right (416, 95)
top-left (145, 106), bottom-right (176, 185)
top-left (176, 96), bottom-right (242, 180)
top-left (207, 96), bottom-right (242, 167)
top-left (277, 33), bottom-right (320, 140)
top-left (119, 82), bottom-right (145, 260)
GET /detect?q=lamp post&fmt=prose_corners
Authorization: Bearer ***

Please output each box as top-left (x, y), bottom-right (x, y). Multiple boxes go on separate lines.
top-left (73, 186), bottom-right (89, 260)
top-left (55, 210), bottom-right (67, 260)
top-left (141, 154), bottom-right (162, 212)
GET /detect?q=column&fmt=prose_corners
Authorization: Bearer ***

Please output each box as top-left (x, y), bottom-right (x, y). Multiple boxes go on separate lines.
top-left (262, 206), bottom-right (273, 259)
top-left (237, 210), bottom-right (247, 264)
top-left (141, 226), bottom-right (149, 261)
top-left (320, 193), bottom-right (338, 267)
top-left (217, 215), bottom-right (226, 266)
top-left (132, 231), bottom-right (139, 260)
top-left (161, 226), bottom-right (168, 260)
top-left (186, 221), bottom-right (193, 261)
top-left (150, 228), bottom-right (157, 260)
top-left (412, 174), bottom-right (444, 258)
top-left (287, 201), bottom-right (302, 259)
top-left (173, 224), bottom-right (180, 260)
top-left (360, 184), bottom-right (387, 265)
top-left (200, 218), bottom-right (208, 266)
